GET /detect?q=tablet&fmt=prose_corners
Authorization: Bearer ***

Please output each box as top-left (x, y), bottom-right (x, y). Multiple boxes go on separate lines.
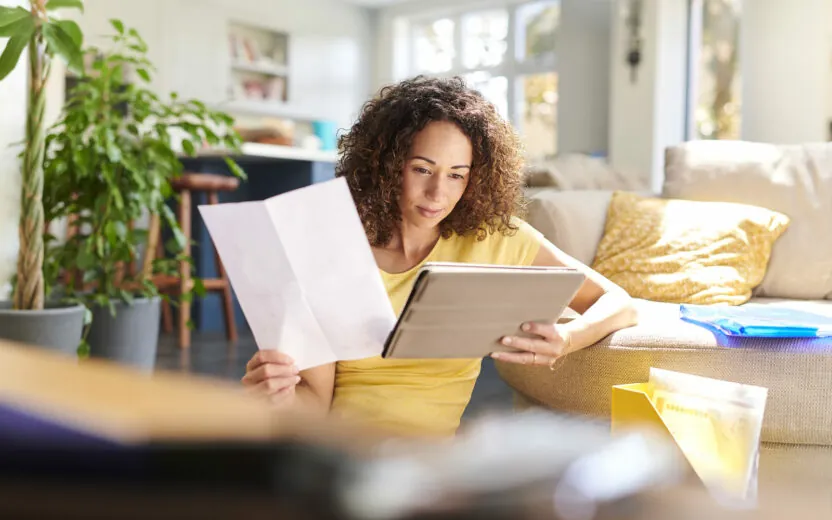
top-left (381, 262), bottom-right (586, 359)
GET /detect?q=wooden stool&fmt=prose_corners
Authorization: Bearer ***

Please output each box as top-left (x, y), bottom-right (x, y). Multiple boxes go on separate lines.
top-left (157, 173), bottom-right (240, 348)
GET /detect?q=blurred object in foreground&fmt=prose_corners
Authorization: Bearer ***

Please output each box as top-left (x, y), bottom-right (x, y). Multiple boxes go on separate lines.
top-left (613, 368), bottom-right (767, 508)
top-left (339, 410), bottom-right (685, 520)
top-left (0, 340), bottom-right (814, 520)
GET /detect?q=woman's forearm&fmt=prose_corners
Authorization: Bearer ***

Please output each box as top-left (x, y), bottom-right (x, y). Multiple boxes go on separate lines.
top-left (561, 290), bottom-right (638, 353)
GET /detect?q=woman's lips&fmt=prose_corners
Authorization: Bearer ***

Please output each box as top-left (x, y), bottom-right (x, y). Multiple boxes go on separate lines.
top-left (417, 206), bottom-right (443, 218)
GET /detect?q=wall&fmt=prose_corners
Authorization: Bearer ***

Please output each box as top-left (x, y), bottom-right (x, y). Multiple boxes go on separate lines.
top-left (0, 0), bottom-right (26, 297)
top-left (71, 0), bottom-right (375, 129)
top-left (558, 0), bottom-right (612, 155)
top-left (375, 0), bottom-right (613, 157)
top-left (608, 0), bottom-right (687, 191)
top-left (741, 0), bottom-right (831, 144)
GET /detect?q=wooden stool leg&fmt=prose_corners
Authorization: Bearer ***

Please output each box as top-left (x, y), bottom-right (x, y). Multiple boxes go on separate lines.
top-left (144, 214), bottom-right (174, 335)
top-left (178, 190), bottom-right (192, 349)
top-left (208, 191), bottom-right (238, 342)
top-left (161, 297), bottom-right (174, 334)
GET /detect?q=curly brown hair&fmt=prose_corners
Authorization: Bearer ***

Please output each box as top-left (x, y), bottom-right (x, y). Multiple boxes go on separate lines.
top-left (336, 75), bottom-right (526, 247)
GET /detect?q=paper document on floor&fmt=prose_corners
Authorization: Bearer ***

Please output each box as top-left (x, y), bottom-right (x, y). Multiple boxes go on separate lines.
top-left (199, 177), bottom-right (396, 370)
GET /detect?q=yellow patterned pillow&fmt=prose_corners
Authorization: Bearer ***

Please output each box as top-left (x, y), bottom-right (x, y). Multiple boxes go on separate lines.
top-left (591, 192), bottom-right (790, 305)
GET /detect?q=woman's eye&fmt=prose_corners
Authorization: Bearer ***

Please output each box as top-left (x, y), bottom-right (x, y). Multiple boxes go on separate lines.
top-left (450, 173), bottom-right (465, 180)
top-left (415, 167), bottom-right (430, 174)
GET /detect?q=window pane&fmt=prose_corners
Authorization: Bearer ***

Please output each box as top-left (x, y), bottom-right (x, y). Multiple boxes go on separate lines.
top-left (464, 71), bottom-right (508, 120)
top-left (694, 0), bottom-right (742, 140)
top-left (519, 73), bottom-right (558, 162)
top-left (516, 0), bottom-right (560, 61)
top-left (413, 18), bottom-right (455, 74)
top-left (461, 10), bottom-right (508, 69)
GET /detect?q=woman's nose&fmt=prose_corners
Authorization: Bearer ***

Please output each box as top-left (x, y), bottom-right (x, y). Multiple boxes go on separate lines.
top-left (425, 175), bottom-right (445, 200)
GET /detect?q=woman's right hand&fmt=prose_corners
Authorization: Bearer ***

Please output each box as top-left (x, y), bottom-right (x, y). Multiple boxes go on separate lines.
top-left (242, 350), bottom-right (302, 407)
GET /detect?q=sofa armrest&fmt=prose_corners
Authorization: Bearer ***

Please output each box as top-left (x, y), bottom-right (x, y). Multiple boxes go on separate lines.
top-left (525, 190), bottom-right (613, 266)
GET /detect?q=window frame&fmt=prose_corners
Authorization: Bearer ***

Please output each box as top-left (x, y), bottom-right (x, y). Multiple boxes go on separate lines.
top-left (402, 0), bottom-right (559, 136)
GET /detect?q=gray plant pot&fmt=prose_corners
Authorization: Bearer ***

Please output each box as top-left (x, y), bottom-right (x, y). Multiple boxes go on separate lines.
top-left (0, 301), bottom-right (86, 356)
top-left (87, 296), bottom-right (161, 372)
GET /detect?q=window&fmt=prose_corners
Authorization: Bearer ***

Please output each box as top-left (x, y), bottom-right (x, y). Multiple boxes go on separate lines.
top-left (687, 0), bottom-right (742, 140)
top-left (405, 1), bottom-right (560, 162)
top-left (412, 19), bottom-right (455, 74)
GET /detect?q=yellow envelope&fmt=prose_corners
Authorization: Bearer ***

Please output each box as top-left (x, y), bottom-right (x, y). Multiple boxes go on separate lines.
top-left (611, 369), bottom-right (767, 505)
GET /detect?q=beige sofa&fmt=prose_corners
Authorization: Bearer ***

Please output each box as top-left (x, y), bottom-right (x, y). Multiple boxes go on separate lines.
top-left (498, 141), bottom-right (832, 450)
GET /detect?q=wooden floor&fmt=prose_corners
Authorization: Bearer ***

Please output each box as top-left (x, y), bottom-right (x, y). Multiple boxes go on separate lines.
top-left (154, 331), bottom-right (516, 422)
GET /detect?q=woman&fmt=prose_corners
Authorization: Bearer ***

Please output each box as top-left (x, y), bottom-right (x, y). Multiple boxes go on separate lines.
top-left (243, 76), bottom-right (637, 437)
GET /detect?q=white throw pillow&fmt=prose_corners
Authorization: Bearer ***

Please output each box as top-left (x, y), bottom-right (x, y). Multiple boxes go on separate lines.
top-left (526, 190), bottom-right (614, 266)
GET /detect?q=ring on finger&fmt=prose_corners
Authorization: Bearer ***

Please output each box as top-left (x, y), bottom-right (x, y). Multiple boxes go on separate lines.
top-left (532, 352), bottom-right (537, 364)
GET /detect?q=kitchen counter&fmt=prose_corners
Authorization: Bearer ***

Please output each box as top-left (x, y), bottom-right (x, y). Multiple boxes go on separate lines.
top-left (197, 142), bottom-right (338, 163)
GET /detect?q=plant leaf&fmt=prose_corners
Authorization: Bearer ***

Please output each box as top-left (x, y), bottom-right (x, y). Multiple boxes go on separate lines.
top-left (46, 0), bottom-right (84, 12)
top-left (119, 289), bottom-right (134, 305)
top-left (77, 248), bottom-right (95, 270)
top-left (181, 139), bottom-right (195, 156)
top-left (54, 19), bottom-right (83, 48)
top-left (224, 157), bottom-right (247, 180)
top-left (77, 338), bottom-right (90, 359)
top-left (136, 68), bottom-right (150, 82)
top-left (0, 29), bottom-right (32, 82)
top-left (0, 6), bottom-right (30, 36)
top-left (43, 22), bottom-right (83, 75)
top-left (110, 19), bottom-right (124, 35)
top-left (192, 277), bottom-right (206, 298)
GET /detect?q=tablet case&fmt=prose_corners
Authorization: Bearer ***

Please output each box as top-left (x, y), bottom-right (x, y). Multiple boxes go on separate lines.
top-left (382, 262), bottom-right (586, 359)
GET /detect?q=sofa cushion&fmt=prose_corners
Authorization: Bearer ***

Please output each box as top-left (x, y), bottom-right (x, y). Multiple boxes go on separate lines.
top-left (496, 298), bottom-right (832, 446)
top-left (591, 191), bottom-right (790, 305)
top-left (525, 190), bottom-right (613, 266)
top-left (524, 154), bottom-right (651, 191)
top-left (663, 141), bottom-right (832, 300)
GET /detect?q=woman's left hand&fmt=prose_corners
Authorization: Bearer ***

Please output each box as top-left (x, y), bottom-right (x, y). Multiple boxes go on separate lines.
top-left (490, 321), bottom-right (572, 368)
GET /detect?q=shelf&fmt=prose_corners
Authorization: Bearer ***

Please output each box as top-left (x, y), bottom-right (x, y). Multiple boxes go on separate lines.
top-left (228, 21), bottom-right (289, 103)
top-left (230, 61), bottom-right (288, 77)
top-left (215, 99), bottom-right (326, 121)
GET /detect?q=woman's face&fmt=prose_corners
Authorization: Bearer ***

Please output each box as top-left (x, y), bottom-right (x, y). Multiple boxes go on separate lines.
top-left (399, 121), bottom-right (472, 230)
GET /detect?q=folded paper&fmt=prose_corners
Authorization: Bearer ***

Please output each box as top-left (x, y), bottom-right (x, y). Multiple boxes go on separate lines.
top-left (199, 177), bottom-right (397, 370)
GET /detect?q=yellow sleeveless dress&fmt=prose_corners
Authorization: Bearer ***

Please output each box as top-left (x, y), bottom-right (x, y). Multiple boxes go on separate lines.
top-left (330, 218), bottom-right (544, 437)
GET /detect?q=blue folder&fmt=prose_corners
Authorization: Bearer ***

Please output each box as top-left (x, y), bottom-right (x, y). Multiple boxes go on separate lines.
top-left (680, 304), bottom-right (832, 338)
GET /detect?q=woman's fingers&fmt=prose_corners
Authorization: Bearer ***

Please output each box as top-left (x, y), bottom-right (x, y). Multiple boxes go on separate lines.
top-left (490, 323), bottom-right (566, 365)
top-left (242, 350), bottom-right (301, 408)
top-left (246, 375), bottom-right (302, 396)
top-left (246, 349), bottom-right (295, 372)
top-left (242, 362), bottom-right (299, 386)
top-left (498, 335), bottom-right (562, 357)
top-left (519, 321), bottom-right (556, 340)
top-left (491, 350), bottom-right (547, 365)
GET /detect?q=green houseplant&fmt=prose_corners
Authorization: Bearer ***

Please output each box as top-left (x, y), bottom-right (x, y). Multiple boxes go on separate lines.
top-left (43, 20), bottom-right (244, 368)
top-left (0, 0), bottom-right (87, 355)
